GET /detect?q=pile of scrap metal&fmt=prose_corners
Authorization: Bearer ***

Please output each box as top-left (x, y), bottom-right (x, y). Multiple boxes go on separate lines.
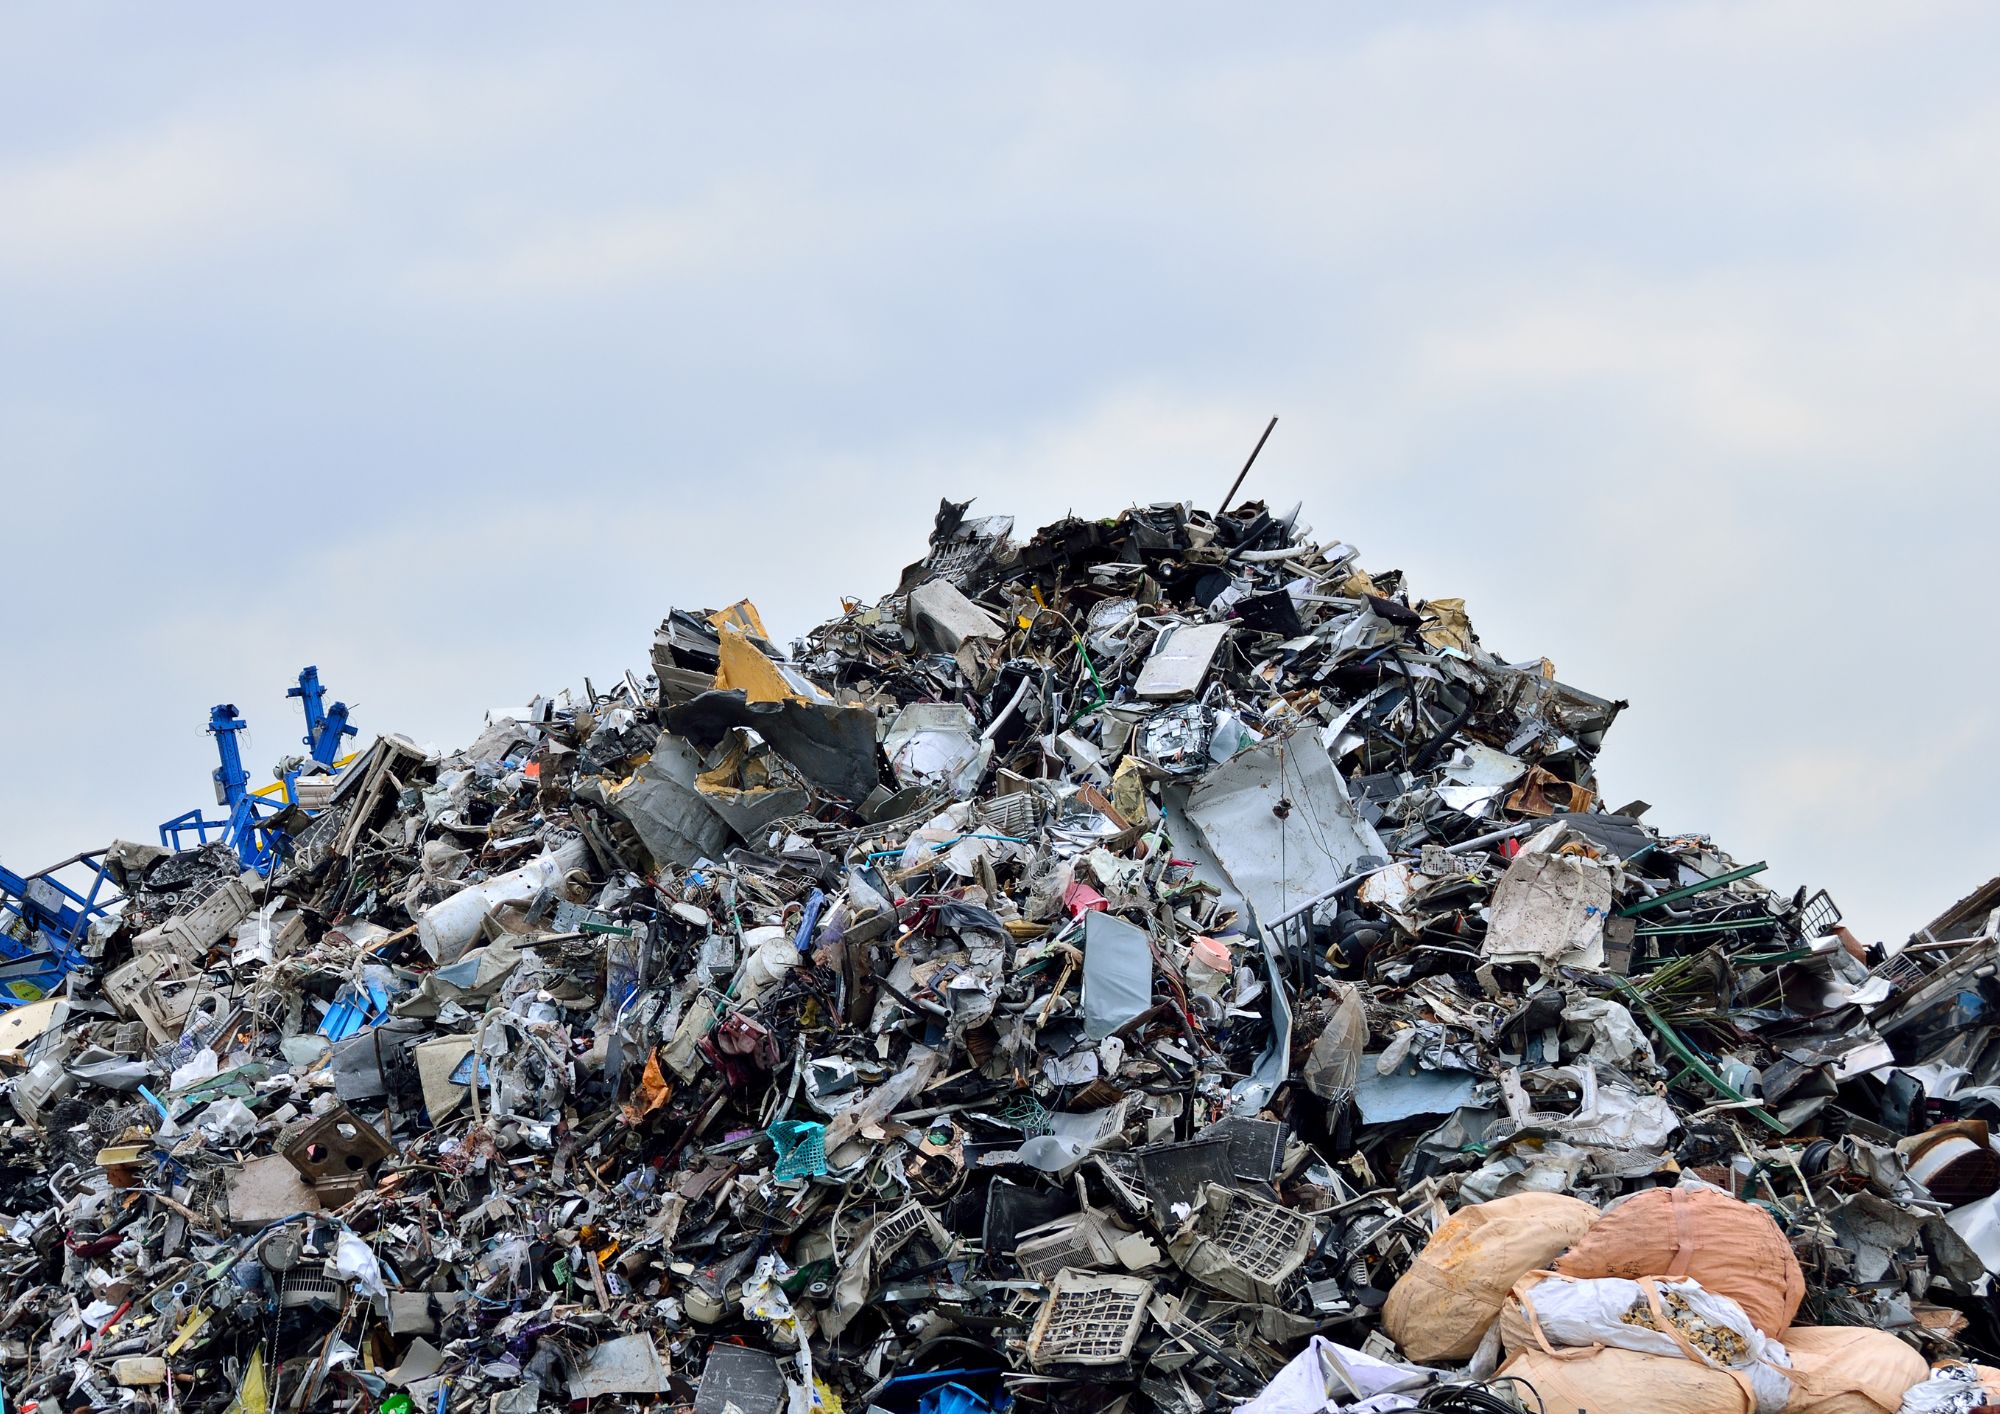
top-left (2, 497), bottom-right (1997, 1414)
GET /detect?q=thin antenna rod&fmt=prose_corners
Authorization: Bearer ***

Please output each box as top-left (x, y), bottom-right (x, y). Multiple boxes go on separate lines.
top-left (1219, 415), bottom-right (1278, 514)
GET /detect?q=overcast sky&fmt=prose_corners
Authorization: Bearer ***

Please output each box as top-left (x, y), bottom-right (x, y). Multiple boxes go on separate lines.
top-left (4, 4), bottom-right (1995, 940)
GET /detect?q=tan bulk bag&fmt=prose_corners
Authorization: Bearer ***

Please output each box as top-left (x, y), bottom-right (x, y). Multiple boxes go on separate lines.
top-left (1383, 1192), bottom-right (1599, 1363)
top-left (1781, 1327), bottom-right (1928, 1414)
top-left (1552, 1186), bottom-right (1805, 1337)
top-left (1493, 1273), bottom-right (1792, 1414)
top-left (1499, 1346), bottom-right (1754, 1414)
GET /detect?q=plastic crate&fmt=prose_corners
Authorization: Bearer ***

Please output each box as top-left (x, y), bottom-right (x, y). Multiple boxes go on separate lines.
top-left (1209, 1190), bottom-right (1313, 1282)
top-left (1014, 1217), bottom-right (1117, 1284)
top-left (1168, 1184), bottom-right (1315, 1302)
top-left (768, 1120), bottom-right (828, 1180)
top-left (1026, 1271), bottom-right (1153, 1368)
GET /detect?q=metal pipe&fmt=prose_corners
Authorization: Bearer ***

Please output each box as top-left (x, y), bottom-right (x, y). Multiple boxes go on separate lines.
top-left (1443, 819), bottom-right (1542, 855)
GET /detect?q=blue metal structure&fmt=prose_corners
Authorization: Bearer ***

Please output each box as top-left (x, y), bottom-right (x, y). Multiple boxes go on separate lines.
top-left (158, 667), bottom-right (361, 874)
top-left (157, 703), bottom-right (287, 871)
top-left (288, 665), bottom-right (357, 768)
top-left (0, 667), bottom-right (356, 1007)
top-left (0, 850), bottom-right (122, 1005)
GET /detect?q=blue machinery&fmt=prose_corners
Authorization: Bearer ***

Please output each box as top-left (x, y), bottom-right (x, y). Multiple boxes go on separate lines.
top-left (0, 850), bottom-right (121, 1005)
top-left (0, 666), bottom-right (358, 1008)
top-left (157, 666), bottom-right (360, 872)
top-left (290, 664), bottom-right (359, 769)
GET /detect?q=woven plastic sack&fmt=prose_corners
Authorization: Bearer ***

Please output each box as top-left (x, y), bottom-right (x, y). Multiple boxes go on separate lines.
top-left (1782, 1327), bottom-right (1929, 1414)
top-left (1552, 1186), bottom-right (1805, 1337)
top-left (1499, 1345), bottom-right (1755, 1414)
top-left (1897, 1363), bottom-right (1987, 1414)
top-left (1383, 1191), bottom-right (1600, 1363)
top-left (1495, 1273), bottom-right (1792, 1414)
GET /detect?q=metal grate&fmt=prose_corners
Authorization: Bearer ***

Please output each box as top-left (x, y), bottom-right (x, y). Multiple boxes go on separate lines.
top-left (1875, 951), bottom-right (1929, 991)
top-left (737, 1183), bottom-right (818, 1236)
top-left (1026, 1271), bottom-right (1153, 1368)
top-left (980, 793), bottom-right (1042, 838)
top-left (873, 1200), bottom-right (932, 1248)
top-left (1799, 889), bottom-right (1842, 938)
top-left (279, 1274), bottom-right (342, 1309)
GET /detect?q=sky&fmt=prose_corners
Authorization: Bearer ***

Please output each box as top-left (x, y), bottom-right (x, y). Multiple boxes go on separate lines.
top-left (3, 3), bottom-right (1996, 941)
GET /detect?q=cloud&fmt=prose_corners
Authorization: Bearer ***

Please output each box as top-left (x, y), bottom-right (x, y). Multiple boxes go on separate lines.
top-left (401, 186), bottom-right (796, 303)
top-left (0, 46), bottom-right (597, 287)
top-left (0, 121), bottom-right (326, 277)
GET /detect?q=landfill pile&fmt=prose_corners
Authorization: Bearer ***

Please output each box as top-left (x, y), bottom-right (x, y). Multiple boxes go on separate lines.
top-left (8, 497), bottom-right (2000, 1414)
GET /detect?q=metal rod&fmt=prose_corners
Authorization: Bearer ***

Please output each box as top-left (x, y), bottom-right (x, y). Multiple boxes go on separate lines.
top-left (1633, 915), bottom-right (1778, 937)
top-left (1444, 818), bottom-right (1542, 855)
top-left (1611, 976), bottom-right (1787, 1134)
top-left (1218, 415), bottom-right (1278, 514)
top-left (1616, 860), bottom-right (1768, 917)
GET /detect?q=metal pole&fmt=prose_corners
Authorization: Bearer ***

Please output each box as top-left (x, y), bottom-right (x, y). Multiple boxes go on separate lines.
top-left (1218, 416), bottom-right (1278, 514)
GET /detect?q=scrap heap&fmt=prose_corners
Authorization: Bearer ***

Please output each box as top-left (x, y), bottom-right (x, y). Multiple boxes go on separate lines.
top-left (5, 498), bottom-right (2000, 1414)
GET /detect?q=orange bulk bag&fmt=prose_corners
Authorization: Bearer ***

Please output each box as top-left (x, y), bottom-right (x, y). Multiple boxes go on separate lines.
top-left (1552, 1186), bottom-right (1804, 1337)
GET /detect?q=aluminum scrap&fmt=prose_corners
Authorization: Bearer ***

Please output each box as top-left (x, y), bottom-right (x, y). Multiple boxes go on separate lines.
top-left (0, 497), bottom-right (1996, 1414)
